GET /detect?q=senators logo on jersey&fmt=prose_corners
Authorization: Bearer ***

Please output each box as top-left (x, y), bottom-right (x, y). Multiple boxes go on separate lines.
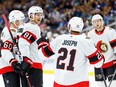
top-left (96, 41), bottom-right (108, 53)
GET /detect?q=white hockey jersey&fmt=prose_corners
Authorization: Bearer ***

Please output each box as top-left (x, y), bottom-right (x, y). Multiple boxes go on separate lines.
top-left (18, 22), bottom-right (43, 69)
top-left (88, 26), bottom-right (116, 68)
top-left (38, 34), bottom-right (104, 86)
top-left (0, 27), bottom-right (17, 74)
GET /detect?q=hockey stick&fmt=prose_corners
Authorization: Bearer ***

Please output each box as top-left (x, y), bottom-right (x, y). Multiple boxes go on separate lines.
top-left (25, 73), bottom-right (32, 87)
top-left (108, 67), bottom-right (116, 87)
top-left (2, 14), bottom-right (32, 87)
top-left (100, 68), bottom-right (108, 87)
top-left (2, 14), bottom-right (22, 62)
top-left (2, 14), bottom-right (16, 44)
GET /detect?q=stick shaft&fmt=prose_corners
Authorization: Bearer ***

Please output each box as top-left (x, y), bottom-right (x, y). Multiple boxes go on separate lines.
top-left (2, 14), bottom-right (22, 62)
top-left (108, 68), bottom-right (116, 87)
top-left (2, 14), bottom-right (16, 44)
top-left (100, 68), bottom-right (108, 87)
top-left (26, 74), bottom-right (32, 87)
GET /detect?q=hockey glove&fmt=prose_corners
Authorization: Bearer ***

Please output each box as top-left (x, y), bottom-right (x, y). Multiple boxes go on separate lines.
top-left (37, 37), bottom-right (49, 49)
top-left (10, 58), bottom-right (22, 74)
top-left (21, 57), bottom-right (33, 76)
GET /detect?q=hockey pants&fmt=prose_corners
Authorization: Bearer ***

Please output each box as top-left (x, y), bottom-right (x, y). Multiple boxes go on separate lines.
top-left (20, 68), bottom-right (43, 87)
top-left (2, 72), bottom-right (20, 87)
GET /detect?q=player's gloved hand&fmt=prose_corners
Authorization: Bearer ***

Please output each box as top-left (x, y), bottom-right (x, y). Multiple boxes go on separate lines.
top-left (10, 58), bottom-right (22, 74)
top-left (37, 36), bottom-right (49, 49)
top-left (21, 57), bottom-right (33, 76)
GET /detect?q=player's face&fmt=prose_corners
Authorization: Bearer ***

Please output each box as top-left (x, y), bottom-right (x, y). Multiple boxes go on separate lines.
top-left (34, 13), bottom-right (43, 24)
top-left (13, 20), bottom-right (23, 29)
top-left (92, 19), bottom-right (103, 31)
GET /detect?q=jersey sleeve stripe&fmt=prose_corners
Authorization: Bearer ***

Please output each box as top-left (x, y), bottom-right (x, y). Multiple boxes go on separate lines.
top-left (37, 42), bottom-right (49, 49)
top-left (87, 50), bottom-right (103, 64)
top-left (89, 55), bottom-right (103, 64)
top-left (1, 40), bottom-right (14, 52)
top-left (102, 61), bottom-right (113, 68)
top-left (110, 39), bottom-right (116, 48)
top-left (54, 81), bottom-right (89, 87)
top-left (0, 66), bottom-right (13, 74)
top-left (42, 45), bottom-right (54, 57)
top-left (20, 31), bottom-right (37, 44)
top-left (87, 50), bottom-right (98, 58)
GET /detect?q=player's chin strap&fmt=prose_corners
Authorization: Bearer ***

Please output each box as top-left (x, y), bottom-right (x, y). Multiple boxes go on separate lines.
top-left (2, 14), bottom-right (32, 87)
top-left (100, 68), bottom-right (108, 87)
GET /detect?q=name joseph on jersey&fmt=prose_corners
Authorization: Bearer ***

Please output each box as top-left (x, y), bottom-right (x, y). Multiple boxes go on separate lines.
top-left (62, 40), bottom-right (77, 46)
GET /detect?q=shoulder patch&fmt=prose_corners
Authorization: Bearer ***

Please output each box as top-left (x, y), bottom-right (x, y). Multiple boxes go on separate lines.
top-left (17, 28), bottom-right (23, 33)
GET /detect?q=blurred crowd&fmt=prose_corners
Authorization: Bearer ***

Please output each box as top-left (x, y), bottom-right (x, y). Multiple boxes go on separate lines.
top-left (0, 0), bottom-right (116, 38)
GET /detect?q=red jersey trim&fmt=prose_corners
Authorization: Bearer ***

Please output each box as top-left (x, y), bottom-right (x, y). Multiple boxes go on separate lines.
top-left (1, 40), bottom-right (14, 52)
top-left (32, 62), bottom-right (42, 69)
top-left (24, 57), bottom-right (33, 65)
top-left (95, 26), bottom-right (105, 35)
top-left (38, 42), bottom-right (48, 49)
top-left (54, 81), bottom-right (89, 87)
top-left (42, 47), bottom-right (49, 57)
top-left (20, 36), bottom-right (31, 44)
top-left (102, 61), bottom-right (113, 68)
top-left (0, 62), bottom-right (43, 72)
top-left (110, 39), bottom-right (116, 48)
top-left (20, 31), bottom-right (37, 44)
top-left (0, 66), bottom-right (14, 74)
top-left (42, 45), bottom-right (54, 57)
top-left (87, 50), bottom-right (98, 58)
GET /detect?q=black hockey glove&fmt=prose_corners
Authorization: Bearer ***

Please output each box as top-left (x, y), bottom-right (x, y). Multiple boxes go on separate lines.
top-left (21, 57), bottom-right (33, 76)
top-left (10, 58), bottom-right (22, 74)
top-left (37, 36), bottom-right (49, 49)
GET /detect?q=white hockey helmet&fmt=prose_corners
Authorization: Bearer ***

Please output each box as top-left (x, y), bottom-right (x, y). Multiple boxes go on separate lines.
top-left (28, 6), bottom-right (44, 18)
top-left (9, 10), bottom-right (25, 23)
top-left (92, 14), bottom-right (103, 22)
top-left (68, 17), bottom-right (84, 32)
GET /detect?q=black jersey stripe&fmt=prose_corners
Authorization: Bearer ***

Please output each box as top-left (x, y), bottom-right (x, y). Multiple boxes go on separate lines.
top-left (87, 50), bottom-right (103, 64)
top-left (42, 45), bottom-right (54, 57)
top-left (110, 39), bottom-right (116, 48)
top-left (1, 40), bottom-right (14, 52)
top-left (20, 31), bottom-right (37, 44)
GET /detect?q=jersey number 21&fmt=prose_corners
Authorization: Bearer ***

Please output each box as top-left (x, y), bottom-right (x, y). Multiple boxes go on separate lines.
top-left (57, 48), bottom-right (76, 71)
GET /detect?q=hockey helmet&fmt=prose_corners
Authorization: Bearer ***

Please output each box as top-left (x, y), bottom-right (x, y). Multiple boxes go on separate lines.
top-left (28, 6), bottom-right (44, 18)
top-left (92, 14), bottom-right (103, 22)
top-left (68, 17), bottom-right (84, 32)
top-left (9, 10), bottom-right (25, 23)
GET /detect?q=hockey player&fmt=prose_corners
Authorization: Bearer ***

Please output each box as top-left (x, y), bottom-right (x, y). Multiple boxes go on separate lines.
top-left (16, 20), bottom-right (26, 40)
top-left (87, 14), bottom-right (116, 87)
top-left (0, 10), bottom-right (25, 87)
top-left (18, 6), bottom-right (47, 87)
top-left (38, 17), bottom-right (104, 87)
